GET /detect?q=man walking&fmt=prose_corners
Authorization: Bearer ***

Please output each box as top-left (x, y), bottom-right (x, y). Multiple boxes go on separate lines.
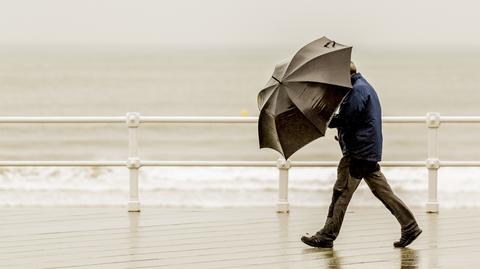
top-left (301, 62), bottom-right (422, 248)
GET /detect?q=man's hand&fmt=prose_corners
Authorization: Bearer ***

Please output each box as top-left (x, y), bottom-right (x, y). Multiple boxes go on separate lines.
top-left (349, 158), bottom-right (380, 179)
top-left (328, 114), bottom-right (341, 129)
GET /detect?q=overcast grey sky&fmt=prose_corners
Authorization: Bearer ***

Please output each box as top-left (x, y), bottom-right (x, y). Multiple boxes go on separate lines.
top-left (1, 0), bottom-right (479, 48)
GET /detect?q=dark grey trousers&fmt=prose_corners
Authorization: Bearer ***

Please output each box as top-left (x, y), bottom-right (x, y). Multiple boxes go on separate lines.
top-left (319, 156), bottom-right (418, 241)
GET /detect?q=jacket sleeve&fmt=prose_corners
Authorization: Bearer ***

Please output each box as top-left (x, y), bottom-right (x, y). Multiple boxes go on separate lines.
top-left (328, 90), bottom-right (366, 129)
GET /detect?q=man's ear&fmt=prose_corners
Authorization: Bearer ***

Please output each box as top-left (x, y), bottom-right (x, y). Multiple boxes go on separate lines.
top-left (350, 61), bottom-right (357, 75)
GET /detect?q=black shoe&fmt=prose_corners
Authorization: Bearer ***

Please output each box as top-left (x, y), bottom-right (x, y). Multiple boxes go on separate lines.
top-left (301, 233), bottom-right (333, 248)
top-left (394, 227), bottom-right (422, 248)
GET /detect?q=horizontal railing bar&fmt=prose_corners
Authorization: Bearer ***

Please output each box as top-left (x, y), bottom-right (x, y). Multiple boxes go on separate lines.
top-left (0, 116), bottom-right (125, 123)
top-left (142, 161), bottom-right (276, 167)
top-left (381, 161), bottom-right (426, 167)
top-left (140, 116), bottom-right (259, 123)
top-left (440, 161), bottom-right (480, 167)
top-left (290, 161), bottom-right (339, 167)
top-left (0, 115), bottom-right (476, 124)
top-left (382, 116), bottom-right (425, 123)
top-left (0, 160), bottom-right (478, 167)
top-left (439, 116), bottom-right (480, 123)
top-left (0, 161), bottom-right (125, 167)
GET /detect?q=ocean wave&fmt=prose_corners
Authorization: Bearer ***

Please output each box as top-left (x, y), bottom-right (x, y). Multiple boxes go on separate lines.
top-left (0, 166), bottom-right (479, 207)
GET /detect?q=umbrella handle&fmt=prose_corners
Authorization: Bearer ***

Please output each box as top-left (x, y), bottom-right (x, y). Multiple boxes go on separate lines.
top-left (324, 41), bottom-right (336, 48)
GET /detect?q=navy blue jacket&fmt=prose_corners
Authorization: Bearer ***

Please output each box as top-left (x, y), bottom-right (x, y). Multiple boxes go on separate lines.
top-left (328, 73), bottom-right (383, 162)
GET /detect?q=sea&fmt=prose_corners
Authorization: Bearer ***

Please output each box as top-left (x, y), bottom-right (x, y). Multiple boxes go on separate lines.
top-left (1, 45), bottom-right (480, 208)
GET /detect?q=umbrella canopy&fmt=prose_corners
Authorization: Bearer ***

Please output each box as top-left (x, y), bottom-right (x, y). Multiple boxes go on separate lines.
top-left (257, 37), bottom-right (352, 159)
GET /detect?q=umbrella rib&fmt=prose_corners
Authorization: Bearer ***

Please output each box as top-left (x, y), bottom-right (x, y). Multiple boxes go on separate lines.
top-left (282, 83), bottom-right (341, 134)
top-left (271, 76), bottom-right (282, 84)
top-left (282, 84), bottom-right (315, 124)
top-left (257, 84), bottom-right (278, 110)
top-left (267, 110), bottom-right (285, 156)
top-left (273, 105), bottom-right (323, 159)
top-left (283, 46), bottom-right (352, 84)
top-left (272, 116), bottom-right (285, 156)
top-left (259, 89), bottom-right (285, 156)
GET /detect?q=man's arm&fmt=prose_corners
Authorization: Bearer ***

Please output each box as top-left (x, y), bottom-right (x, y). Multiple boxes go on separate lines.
top-left (327, 90), bottom-right (366, 129)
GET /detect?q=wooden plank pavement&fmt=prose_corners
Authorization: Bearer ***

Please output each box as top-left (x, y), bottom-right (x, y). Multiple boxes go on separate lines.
top-left (0, 206), bottom-right (479, 269)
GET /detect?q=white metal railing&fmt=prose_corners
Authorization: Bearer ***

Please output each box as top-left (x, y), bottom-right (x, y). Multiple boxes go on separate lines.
top-left (1, 112), bottom-right (480, 213)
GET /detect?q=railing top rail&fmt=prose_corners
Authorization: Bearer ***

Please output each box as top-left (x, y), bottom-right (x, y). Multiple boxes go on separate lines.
top-left (141, 116), bottom-right (259, 123)
top-left (0, 115), bottom-right (480, 124)
top-left (438, 116), bottom-right (480, 123)
top-left (0, 116), bottom-right (125, 123)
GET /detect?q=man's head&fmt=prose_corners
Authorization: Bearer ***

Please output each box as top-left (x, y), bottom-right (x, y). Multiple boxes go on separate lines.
top-left (350, 61), bottom-right (357, 76)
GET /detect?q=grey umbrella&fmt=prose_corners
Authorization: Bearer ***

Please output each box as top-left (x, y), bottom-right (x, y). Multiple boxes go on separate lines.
top-left (257, 37), bottom-right (352, 159)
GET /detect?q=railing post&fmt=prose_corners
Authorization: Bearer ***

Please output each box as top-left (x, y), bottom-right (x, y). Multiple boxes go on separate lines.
top-left (276, 158), bottom-right (291, 213)
top-left (426, 112), bottom-right (440, 213)
top-left (126, 112), bottom-right (141, 212)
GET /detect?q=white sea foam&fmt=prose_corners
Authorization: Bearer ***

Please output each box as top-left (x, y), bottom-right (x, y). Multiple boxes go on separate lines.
top-left (0, 167), bottom-right (479, 207)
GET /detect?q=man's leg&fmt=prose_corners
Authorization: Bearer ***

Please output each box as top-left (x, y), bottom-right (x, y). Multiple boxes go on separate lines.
top-left (302, 156), bottom-right (361, 247)
top-left (363, 169), bottom-right (422, 247)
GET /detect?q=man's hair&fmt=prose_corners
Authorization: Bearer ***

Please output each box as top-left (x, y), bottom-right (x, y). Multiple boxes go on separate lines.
top-left (350, 61), bottom-right (357, 75)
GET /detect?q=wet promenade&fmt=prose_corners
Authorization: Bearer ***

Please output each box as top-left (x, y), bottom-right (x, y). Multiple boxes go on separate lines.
top-left (0, 206), bottom-right (477, 268)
